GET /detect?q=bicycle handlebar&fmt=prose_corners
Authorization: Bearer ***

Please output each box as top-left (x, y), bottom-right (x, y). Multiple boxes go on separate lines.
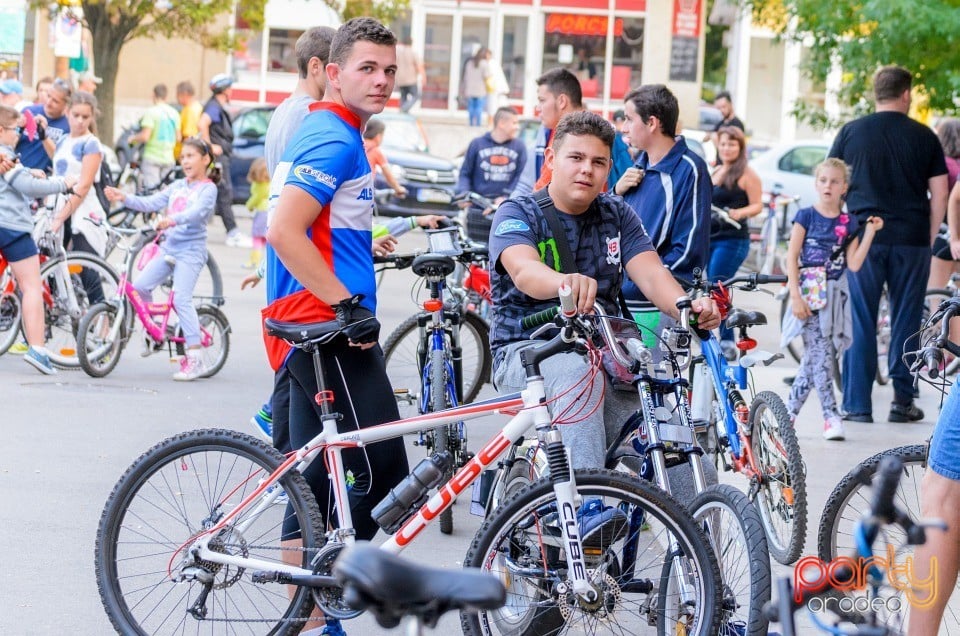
top-left (917, 296), bottom-right (960, 378)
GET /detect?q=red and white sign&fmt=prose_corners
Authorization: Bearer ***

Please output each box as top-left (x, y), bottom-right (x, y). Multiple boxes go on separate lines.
top-left (672, 0), bottom-right (702, 38)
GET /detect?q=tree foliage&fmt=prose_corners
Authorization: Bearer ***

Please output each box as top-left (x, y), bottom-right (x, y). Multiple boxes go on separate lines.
top-left (749, 0), bottom-right (960, 125)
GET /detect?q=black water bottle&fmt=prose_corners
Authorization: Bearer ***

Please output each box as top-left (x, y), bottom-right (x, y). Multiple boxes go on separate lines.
top-left (372, 451), bottom-right (452, 533)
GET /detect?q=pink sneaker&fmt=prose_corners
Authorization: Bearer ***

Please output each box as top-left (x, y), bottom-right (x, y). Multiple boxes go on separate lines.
top-left (172, 354), bottom-right (205, 381)
top-left (823, 415), bottom-right (845, 441)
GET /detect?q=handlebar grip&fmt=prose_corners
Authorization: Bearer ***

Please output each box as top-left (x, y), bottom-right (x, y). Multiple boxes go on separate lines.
top-left (520, 306), bottom-right (559, 331)
top-left (924, 347), bottom-right (943, 379)
top-left (558, 284), bottom-right (576, 317)
top-left (872, 455), bottom-right (903, 523)
top-left (755, 274), bottom-right (788, 285)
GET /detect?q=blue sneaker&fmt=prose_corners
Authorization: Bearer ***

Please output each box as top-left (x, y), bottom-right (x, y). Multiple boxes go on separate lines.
top-left (24, 346), bottom-right (57, 375)
top-left (320, 617), bottom-right (347, 636)
top-left (578, 498), bottom-right (628, 547)
top-left (250, 403), bottom-right (272, 440)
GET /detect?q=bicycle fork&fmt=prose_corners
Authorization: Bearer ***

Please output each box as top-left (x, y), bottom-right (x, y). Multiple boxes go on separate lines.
top-left (636, 378), bottom-right (707, 611)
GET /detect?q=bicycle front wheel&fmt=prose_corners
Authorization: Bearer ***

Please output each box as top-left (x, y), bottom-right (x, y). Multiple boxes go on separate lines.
top-left (77, 301), bottom-right (125, 377)
top-left (383, 309), bottom-right (491, 407)
top-left (39, 252), bottom-right (119, 368)
top-left (690, 484), bottom-right (771, 636)
top-left (430, 348), bottom-right (455, 535)
top-left (816, 444), bottom-right (960, 632)
top-left (461, 469), bottom-right (722, 636)
top-left (749, 391), bottom-right (807, 565)
top-left (96, 429), bottom-right (324, 636)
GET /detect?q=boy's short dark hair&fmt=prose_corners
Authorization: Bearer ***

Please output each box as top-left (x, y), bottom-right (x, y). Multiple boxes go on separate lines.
top-left (176, 81), bottom-right (195, 96)
top-left (296, 26), bottom-right (336, 78)
top-left (873, 65), bottom-right (912, 103)
top-left (624, 84), bottom-right (680, 138)
top-left (363, 118), bottom-right (385, 140)
top-left (552, 111), bottom-right (615, 152)
top-left (153, 84), bottom-right (167, 100)
top-left (0, 104), bottom-right (18, 127)
top-left (493, 106), bottom-right (518, 126)
top-left (715, 90), bottom-right (732, 103)
top-left (536, 68), bottom-right (582, 109)
top-left (329, 18), bottom-right (397, 67)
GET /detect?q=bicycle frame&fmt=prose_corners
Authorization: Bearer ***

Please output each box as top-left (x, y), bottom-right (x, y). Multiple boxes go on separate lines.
top-left (181, 379), bottom-right (604, 602)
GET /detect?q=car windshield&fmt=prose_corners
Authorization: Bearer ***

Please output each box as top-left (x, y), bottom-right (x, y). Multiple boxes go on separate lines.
top-left (377, 117), bottom-right (428, 153)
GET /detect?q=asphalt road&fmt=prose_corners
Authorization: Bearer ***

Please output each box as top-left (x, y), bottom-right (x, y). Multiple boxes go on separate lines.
top-left (0, 210), bottom-right (945, 634)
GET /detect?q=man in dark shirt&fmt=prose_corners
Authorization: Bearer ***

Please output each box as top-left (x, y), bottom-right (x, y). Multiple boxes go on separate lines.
top-left (457, 105), bottom-right (527, 242)
top-left (829, 65), bottom-right (948, 424)
top-left (710, 90), bottom-right (744, 147)
top-left (199, 73), bottom-right (249, 247)
top-left (17, 78), bottom-right (71, 171)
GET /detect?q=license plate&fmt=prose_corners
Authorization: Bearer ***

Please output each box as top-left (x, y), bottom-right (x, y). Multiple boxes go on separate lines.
top-left (417, 189), bottom-right (452, 204)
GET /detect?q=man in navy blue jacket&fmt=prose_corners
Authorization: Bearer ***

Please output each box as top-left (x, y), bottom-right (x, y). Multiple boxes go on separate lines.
top-left (457, 105), bottom-right (527, 242)
top-left (615, 84), bottom-right (711, 318)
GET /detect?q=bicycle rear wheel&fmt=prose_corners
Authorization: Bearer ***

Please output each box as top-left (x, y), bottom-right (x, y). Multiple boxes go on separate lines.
top-left (461, 469), bottom-right (722, 636)
top-left (0, 288), bottom-right (21, 355)
top-left (38, 252), bottom-right (119, 368)
top-left (749, 391), bottom-right (807, 565)
top-left (95, 429), bottom-right (324, 636)
top-left (690, 484), bottom-right (771, 636)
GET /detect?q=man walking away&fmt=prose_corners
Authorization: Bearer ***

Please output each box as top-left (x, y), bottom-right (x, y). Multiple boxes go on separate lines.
top-left (131, 84), bottom-right (181, 190)
top-left (831, 65), bottom-right (948, 423)
top-left (199, 73), bottom-right (251, 247)
top-left (457, 105), bottom-right (527, 243)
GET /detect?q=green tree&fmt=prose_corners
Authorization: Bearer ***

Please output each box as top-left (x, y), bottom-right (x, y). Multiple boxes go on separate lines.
top-left (749, 0), bottom-right (960, 127)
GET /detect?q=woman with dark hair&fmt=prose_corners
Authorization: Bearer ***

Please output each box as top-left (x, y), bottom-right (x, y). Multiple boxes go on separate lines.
top-left (103, 137), bottom-right (220, 381)
top-left (708, 125), bottom-right (763, 357)
top-left (461, 46), bottom-right (491, 127)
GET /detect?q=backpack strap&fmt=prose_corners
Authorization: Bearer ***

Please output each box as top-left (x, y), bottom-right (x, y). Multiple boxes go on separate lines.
top-left (533, 190), bottom-right (576, 274)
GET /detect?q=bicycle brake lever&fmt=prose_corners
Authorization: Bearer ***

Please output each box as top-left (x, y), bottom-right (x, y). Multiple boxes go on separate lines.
top-left (529, 322), bottom-right (558, 339)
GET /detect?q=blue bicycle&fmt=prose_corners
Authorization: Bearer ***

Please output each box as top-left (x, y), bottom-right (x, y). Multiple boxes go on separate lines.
top-left (380, 227), bottom-right (491, 534)
top-left (686, 271), bottom-right (809, 567)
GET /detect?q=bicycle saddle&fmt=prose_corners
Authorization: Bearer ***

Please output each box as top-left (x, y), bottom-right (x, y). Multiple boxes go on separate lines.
top-left (333, 543), bottom-right (505, 629)
top-left (412, 253), bottom-right (456, 280)
top-left (264, 318), bottom-right (341, 345)
top-left (725, 309), bottom-right (767, 329)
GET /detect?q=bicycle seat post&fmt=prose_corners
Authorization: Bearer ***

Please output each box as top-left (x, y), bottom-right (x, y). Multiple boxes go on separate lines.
top-left (310, 345), bottom-right (338, 423)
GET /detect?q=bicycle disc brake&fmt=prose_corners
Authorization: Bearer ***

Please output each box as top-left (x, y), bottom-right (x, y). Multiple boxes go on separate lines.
top-left (310, 542), bottom-right (363, 620)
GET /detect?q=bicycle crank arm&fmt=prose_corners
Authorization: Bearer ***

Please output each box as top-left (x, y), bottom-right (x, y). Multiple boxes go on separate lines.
top-left (251, 571), bottom-right (339, 589)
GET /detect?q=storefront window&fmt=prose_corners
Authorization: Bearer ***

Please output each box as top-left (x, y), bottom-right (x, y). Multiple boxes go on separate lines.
top-left (232, 28), bottom-right (304, 84)
top-left (501, 16), bottom-right (527, 99)
top-left (458, 16), bottom-right (491, 112)
top-left (423, 15), bottom-right (453, 109)
top-left (612, 17), bottom-right (644, 99)
top-left (541, 13), bottom-right (644, 102)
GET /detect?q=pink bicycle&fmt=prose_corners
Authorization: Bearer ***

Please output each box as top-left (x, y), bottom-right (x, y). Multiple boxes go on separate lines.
top-left (75, 225), bottom-right (230, 378)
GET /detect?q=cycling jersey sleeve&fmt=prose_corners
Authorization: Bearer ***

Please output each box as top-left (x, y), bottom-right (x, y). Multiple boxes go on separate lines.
top-left (282, 137), bottom-right (353, 208)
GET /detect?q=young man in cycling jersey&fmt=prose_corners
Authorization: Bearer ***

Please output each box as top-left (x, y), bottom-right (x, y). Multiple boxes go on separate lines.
top-left (489, 111), bottom-right (720, 535)
top-left (264, 17), bottom-right (408, 636)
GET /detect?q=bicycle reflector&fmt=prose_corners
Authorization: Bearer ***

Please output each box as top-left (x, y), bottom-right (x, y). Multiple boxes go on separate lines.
top-left (736, 336), bottom-right (758, 351)
top-left (422, 299), bottom-right (443, 312)
top-left (711, 282), bottom-right (731, 320)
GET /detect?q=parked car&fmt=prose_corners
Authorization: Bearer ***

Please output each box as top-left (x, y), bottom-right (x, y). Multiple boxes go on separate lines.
top-left (230, 107), bottom-right (458, 215)
top-left (749, 139), bottom-right (831, 210)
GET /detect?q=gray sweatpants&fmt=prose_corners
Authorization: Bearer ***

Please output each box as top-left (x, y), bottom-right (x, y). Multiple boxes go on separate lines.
top-left (787, 314), bottom-right (839, 420)
top-left (493, 340), bottom-right (717, 506)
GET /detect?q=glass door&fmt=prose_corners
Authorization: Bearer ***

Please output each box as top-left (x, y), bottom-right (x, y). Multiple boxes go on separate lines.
top-left (422, 14), bottom-right (453, 110)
